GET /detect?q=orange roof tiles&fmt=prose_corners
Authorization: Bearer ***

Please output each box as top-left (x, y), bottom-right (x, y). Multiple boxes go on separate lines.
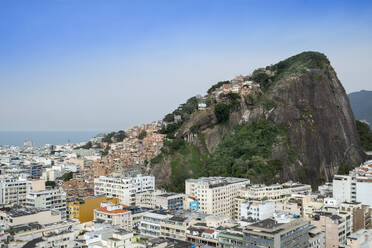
top-left (95, 204), bottom-right (129, 214)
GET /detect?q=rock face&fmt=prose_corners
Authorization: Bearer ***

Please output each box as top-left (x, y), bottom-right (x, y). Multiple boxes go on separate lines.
top-left (262, 62), bottom-right (364, 185)
top-left (151, 52), bottom-right (365, 189)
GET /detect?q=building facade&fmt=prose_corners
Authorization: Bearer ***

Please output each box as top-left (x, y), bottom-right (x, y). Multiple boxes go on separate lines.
top-left (185, 177), bottom-right (250, 217)
top-left (26, 189), bottom-right (67, 219)
top-left (67, 195), bottom-right (119, 223)
top-left (94, 174), bottom-right (155, 205)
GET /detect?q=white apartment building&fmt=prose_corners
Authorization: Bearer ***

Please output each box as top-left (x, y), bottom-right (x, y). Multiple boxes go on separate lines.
top-left (333, 161), bottom-right (372, 206)
top-left (94, 174), bottom-right (155, 206)
top-left (139, 211), bottom-right (169, 238)
top-left (185, 177), bottom-right (250, 217)
top-left (240, 201), bottom-right (275, 221)
top-left (0, 176), bottom-right (30, 205)
top-left (133, 174), bottom-right (155, 192)
top-left (333, 175), bottom-right (354, 203)
top-left (26, 189), bottom-right (67, 219)
top-left (239, 182), bottom-right (312, 202)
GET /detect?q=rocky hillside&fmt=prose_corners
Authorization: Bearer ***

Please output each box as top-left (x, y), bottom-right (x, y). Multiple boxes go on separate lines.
top-left (150, 51), bottom-right (365, 192)
top-left (348, 90), bottom-right (372, 127)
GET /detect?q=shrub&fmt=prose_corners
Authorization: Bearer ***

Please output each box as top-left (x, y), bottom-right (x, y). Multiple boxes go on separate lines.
top-left (214, 103), bottom-right (230, 123)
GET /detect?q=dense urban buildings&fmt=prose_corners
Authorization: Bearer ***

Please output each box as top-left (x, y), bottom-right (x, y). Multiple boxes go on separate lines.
top-left (1, 131), bottom-right (372, 247)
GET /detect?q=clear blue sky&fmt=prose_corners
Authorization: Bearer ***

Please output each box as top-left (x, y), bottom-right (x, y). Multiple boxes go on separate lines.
top-left (1, 0), bottom-right (372, 131)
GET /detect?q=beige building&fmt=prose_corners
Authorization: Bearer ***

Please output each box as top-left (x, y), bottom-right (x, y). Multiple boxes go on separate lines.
top-left (0, 207), bottom-right (61, 227)
top-left (94, 202), bottom-right (132, 231)
top-left (29, 179), bottom-right (46, 192)
top-left (301, 194), bottom-right (324, 219)
top-left (311, 211), bottom-right (351, 248)
top-left (185, 177), bottom-right (250, 217)
top-left (339, 202), bottom-right (369, 232)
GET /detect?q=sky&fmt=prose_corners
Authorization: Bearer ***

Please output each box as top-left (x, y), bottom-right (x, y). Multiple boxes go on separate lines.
top-left (1, 0), bottom-right (372, 131)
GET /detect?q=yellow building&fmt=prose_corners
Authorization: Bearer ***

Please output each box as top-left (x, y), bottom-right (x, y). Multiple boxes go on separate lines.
top-left (67, 195), bottom-right (119, 223)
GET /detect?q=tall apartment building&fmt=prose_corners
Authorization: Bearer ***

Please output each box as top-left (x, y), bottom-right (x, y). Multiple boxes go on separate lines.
top-left (333, 160), bottom-right (372, 206)
top-left (185, 177), bottom-right (250, 217)
top-left (26, 189), bottom-right (67, 219)
top-left (94, 174), bottom-right (155, 206)
top-left (0, 177), bottom-right (29, 206)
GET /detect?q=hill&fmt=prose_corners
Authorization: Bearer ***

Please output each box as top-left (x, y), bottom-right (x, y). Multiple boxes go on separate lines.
top-left (149, 51), bottom-right (366, 192)
top-left (348, 90), bottom-right (372, 127)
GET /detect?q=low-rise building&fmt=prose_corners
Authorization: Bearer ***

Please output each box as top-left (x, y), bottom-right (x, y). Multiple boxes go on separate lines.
top-left (154, 193), bottom-right (185, 210)
top-left (243, 217), bottom-right (310, 248)
top-left (67, 195), bottom-right (119, 223)
top-left (240, 200), bottom-right (275, 221)
top-left (94, 202), bottom-right (132, 231)
top-left (0, 207), bottom-right (61, 227)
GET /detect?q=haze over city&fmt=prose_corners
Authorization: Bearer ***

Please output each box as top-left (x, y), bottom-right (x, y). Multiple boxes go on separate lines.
top-left (1, 0), bottom-right (372, 131)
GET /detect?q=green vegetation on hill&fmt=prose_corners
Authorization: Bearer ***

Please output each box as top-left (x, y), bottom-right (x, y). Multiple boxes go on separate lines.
top-left (207, 80), bottom-right (230, 94)
top-left (102, 130), bottom-right (127, 144)
top-left (79, 141), bottom-right (92, 149)
top-left (356, 120), bottom-right (372, 151)
top-left (138, 130), bottom-right (147, 140)
top-left (160, 120), bottom-right (286, 192)
top-left (214, 93), bottom-right (241, 123)
top-left (205, 121), bottom-right (285, 183)
top-left (337, 164), bottom-right (351, 175)
top-left (59, 171), bottom-right (73, 181)
top-left (160, 97), bottom-right (200, 138)
top-left (251, 51), bottom-right (330, 90)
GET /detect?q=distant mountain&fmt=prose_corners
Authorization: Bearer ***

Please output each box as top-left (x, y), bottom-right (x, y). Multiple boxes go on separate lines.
top-left (348, 90), bottom-right (372, 127)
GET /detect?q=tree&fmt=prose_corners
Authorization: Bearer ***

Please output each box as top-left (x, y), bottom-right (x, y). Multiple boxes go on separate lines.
top-left (356, 120), bottom-right (372, 151)
top-left (45, 181), bottom-right (56, 188)
top-left (80, 141), bottom-right (92, 149)
top-left (59, 172), bottom-right (73, 181)
top-left (163, 114), bottom-right (175, 123)
top-left (214, 103), bottom-right (230, 123)
top-left (337, 164), bottom-right (350, 175)
top-left (138, 130), bottom-right (147, 140)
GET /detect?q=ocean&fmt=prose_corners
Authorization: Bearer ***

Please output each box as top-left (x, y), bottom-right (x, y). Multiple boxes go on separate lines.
top-left (0, 131), bottom-right (101, 147)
